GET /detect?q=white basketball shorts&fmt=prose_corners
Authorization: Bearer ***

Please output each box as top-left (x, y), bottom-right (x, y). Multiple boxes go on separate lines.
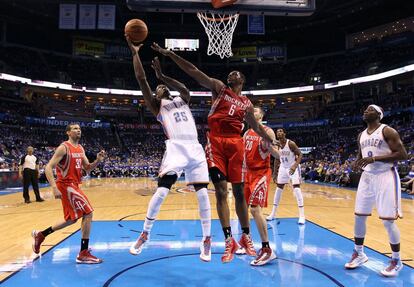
top-left (159, 140), bottom-right (209, 185)
top-left (355, 168), bottom-right (402, 219)
top-left (277, 165), bottom-right (302, 185)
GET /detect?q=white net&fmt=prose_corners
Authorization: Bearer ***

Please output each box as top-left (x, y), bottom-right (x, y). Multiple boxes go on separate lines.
top-left (197, 12), bottom-right (239, 59)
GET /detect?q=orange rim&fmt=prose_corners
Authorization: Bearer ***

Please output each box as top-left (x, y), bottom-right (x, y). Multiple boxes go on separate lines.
top-left (198, 12), bottom-right (239, 22)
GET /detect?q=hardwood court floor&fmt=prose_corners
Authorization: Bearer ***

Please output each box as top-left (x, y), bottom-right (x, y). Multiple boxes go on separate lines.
top-left (0, 177), bottom-right (413, 281)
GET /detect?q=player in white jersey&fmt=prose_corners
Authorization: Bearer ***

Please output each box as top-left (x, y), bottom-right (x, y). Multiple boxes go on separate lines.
top-left (126, 37), bottom-right (212, 262)
top-left (266, 128), bottom-right (305, 224)
top-left (344, 105), bottom-right (408, 277)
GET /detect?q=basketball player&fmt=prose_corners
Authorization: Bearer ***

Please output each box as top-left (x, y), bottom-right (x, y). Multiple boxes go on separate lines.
top-left (31, 124), bottom-right (105, 264)
top-left (267, 128), bottom-right (305, 224)
top-left (345, 105), bottom-right (407, 277)
top-left (126, 37), bottom-right (212, 262)
top-left (152, 42), bottom-right (278, 263)
top-left (244, 107), bottom-right (279, 266)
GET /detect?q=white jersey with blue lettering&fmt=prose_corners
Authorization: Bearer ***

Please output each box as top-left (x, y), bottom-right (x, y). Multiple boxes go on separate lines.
top-left (279, 139), bottom-right (296, 169)
top-left (359, 124), bottom-right (393, 173)
top-left (157, 96), bottom-right (198, 141)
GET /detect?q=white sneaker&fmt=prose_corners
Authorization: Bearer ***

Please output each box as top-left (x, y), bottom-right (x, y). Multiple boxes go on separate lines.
top-left (200, 236), bottom-right (211, 262)
top-left (250, 247), bottom-right (277, 266)
top-left (380, 259), bottom-right (403, 277)
top-left (129, 231), bottom-right (148, 255)
top-left (344, 251), bottom-right (368, 269)
top-left (266, 214), bottom-right (275, 221)
top-left (298, 217), bottom-right (306, 225)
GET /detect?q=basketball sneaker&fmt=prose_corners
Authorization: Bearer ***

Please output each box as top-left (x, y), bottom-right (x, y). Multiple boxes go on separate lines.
top-left (129, 231), bottom-right (148, 255)
top-left (250, 247), bottom-right (277, 266)
top-left (266, 214), bottom-right (275, 221)
top-left (76, 249), bottom-right (103, 264)
top-left (344, 250), bottom-right (368, 269)
top-left (31, 230), bottom-right (45, 254)
top-left (236, 233), bottom-right (257, 256)
top-left (298, 217), bottom-right (306, 225)
top-left (200, 236), bottom-right (211, 262)
top-left (380, 259), bottom-right (403, 277)
top-left (221, 237), bottom-right (238, 263)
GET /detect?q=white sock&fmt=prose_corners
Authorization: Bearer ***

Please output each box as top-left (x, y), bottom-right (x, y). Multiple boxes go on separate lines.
top-left (355, 245), bottom-right (364, 254)
top-left (143, 187), bottom-right (169, 233)
top-left (270, 187), bottom-right (283, 216)
top-left (196, 188), bottom-right (211, 238)
top-left (392, 251), bottom-right (401, 260)
top-left (293, 187), bottom-right (305, 218)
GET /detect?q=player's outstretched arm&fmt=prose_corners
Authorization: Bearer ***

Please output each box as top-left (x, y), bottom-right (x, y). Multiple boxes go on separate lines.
top-left (151, 57), bottom-right (190, 103)
top-left (266, 128), bottom-right (280, 159)
top-left (45, 145), bottom-right (66, 199)
top-left (289, 141), bottom-right (302, 174)
top-left (126, 36), bottom-right (160, 115)
top-left (151, 42), bottom-right (224, 94)
top-left (245, 105), bottom-right (279, 145)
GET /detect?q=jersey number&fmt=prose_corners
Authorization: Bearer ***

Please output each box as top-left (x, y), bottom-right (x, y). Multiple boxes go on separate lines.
top-left (228, 104), bottom-right (236, 116)
top-left (75, 158), bottom-right (82, 169)
top-left (246, 140), bottom-right (253, 151)
top-left (281, 157), bottom-right (288, 163)
top-left (174, 112), bottom-right (188, 122)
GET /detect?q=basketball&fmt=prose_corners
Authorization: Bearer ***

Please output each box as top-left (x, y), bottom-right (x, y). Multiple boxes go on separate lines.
top-left (124, 19), bottom-right (148, 43)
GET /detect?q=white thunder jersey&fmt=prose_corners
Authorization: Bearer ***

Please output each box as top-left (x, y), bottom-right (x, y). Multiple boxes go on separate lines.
top-left (279, 139), bottom-right (296, 168)
top-left (359, 124), bottom-right (393, 173)
top-left (157, 96), bottom-right (198, 141)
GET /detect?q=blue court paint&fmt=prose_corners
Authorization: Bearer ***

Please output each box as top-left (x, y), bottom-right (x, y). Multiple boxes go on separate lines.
top-left (1, 219), bottom-right (412, 287)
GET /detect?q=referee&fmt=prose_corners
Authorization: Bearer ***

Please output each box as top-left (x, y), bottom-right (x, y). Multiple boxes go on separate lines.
top-left (19, 146), bottom-right (43, 203)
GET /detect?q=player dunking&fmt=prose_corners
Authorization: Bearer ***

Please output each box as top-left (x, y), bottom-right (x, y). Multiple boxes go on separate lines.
top-left (31, 124), bottom-right (105, 264)
top-left (345, 105), bottom-right (407, 277)
top-left (126, 38), bottom-right (212, 261)
top-left (267, 128), bottom-right (305, 224)
top-left (243, 107), bottom-right (279, 266)
top-left (152, 43), bottom-right (278, 263)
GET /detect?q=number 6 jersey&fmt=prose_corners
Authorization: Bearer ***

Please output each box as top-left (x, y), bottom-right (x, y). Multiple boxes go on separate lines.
top-left (208, 86), bottom-right (252, 137)
top-left (157, 96), bottom-right (198, 141)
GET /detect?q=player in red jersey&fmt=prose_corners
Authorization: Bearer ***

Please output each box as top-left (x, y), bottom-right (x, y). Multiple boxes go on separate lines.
top-left (31, 124), bottom-right (105, 264)
top-left (152, 43), bottom-right (278, 263)
top-left (244, 107), bottom-right (279, 266)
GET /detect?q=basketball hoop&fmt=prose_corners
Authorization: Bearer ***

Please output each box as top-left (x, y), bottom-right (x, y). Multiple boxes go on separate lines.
top-left (197, 12), bottom-right (239, 59)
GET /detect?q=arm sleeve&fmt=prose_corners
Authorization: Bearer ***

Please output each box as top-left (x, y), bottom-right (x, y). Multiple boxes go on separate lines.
top-left (20, 156), bottom-right (25, 166)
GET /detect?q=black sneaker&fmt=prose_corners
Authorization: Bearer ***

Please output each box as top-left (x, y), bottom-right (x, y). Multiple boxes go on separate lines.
top-left (25, 200), bottom-right (31, 204)
top-left (36, 198), bottom-right (44, 202)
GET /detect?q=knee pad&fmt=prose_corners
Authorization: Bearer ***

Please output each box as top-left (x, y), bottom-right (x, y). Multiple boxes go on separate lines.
top-left (193, 183), bottom-right (208, 190)
top-left (157, 173), bottom-right (178, 189)
top-left (209, 167), bottom-right (226, 183)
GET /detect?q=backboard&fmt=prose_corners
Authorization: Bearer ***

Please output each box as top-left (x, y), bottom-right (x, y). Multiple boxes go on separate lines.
top-left (126, 0), bottom-right (315, 16)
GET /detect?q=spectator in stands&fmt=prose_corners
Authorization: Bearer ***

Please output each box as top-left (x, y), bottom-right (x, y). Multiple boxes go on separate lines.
top-left (401, 164), bottom-right (414, 195)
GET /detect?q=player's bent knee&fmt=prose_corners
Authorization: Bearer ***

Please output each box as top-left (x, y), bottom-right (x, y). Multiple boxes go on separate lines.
top-left (209, 167), bottom-right (226, 183)
top-left (193, 183), bottom-right (208, 191)
top-left (158, 173), bottom-right (178, 189)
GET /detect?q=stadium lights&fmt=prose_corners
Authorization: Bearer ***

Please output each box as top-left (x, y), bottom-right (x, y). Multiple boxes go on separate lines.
top-left (0, 63), bottom-right (413, 97)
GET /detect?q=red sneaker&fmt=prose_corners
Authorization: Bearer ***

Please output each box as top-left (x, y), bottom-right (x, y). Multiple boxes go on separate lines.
top-left (200, 236), bottom-right (211, 262)
top-left (237, 233), bottom-right (257, 256)
top-left (76, 249), bottom-right (103, 264)
top-left (221, 237), bottom-right (238, 263)
top-left (31, 230), bottom-right (45, 254)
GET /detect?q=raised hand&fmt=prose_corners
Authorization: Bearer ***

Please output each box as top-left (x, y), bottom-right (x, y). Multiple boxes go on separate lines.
top-left (151, 57), bottom-right (164, 79)
top-left (151, 42), bottom-right (171, 56)
top-left (125, 35), bottom-right (143, 55)
top-left (96, 150), bottom-right (106, 162)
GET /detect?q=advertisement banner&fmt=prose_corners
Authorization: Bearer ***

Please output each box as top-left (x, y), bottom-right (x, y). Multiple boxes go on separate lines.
top-left (73, 39), bottom-right (105, 56)
top-left (268, 119), bottom-right (329, 129)
top-left (59, 4), bottom-right (77, 30)
top-left (79, 4), bottom-right (96, 30)
top-left (25, 117), bottom-right (110, 128)
top-left (98, 5), bottom-right (116, 30)
top-left (257, 45), bottom-right (285, 58)
top-left (231, 46), bottom-right (257, 59)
